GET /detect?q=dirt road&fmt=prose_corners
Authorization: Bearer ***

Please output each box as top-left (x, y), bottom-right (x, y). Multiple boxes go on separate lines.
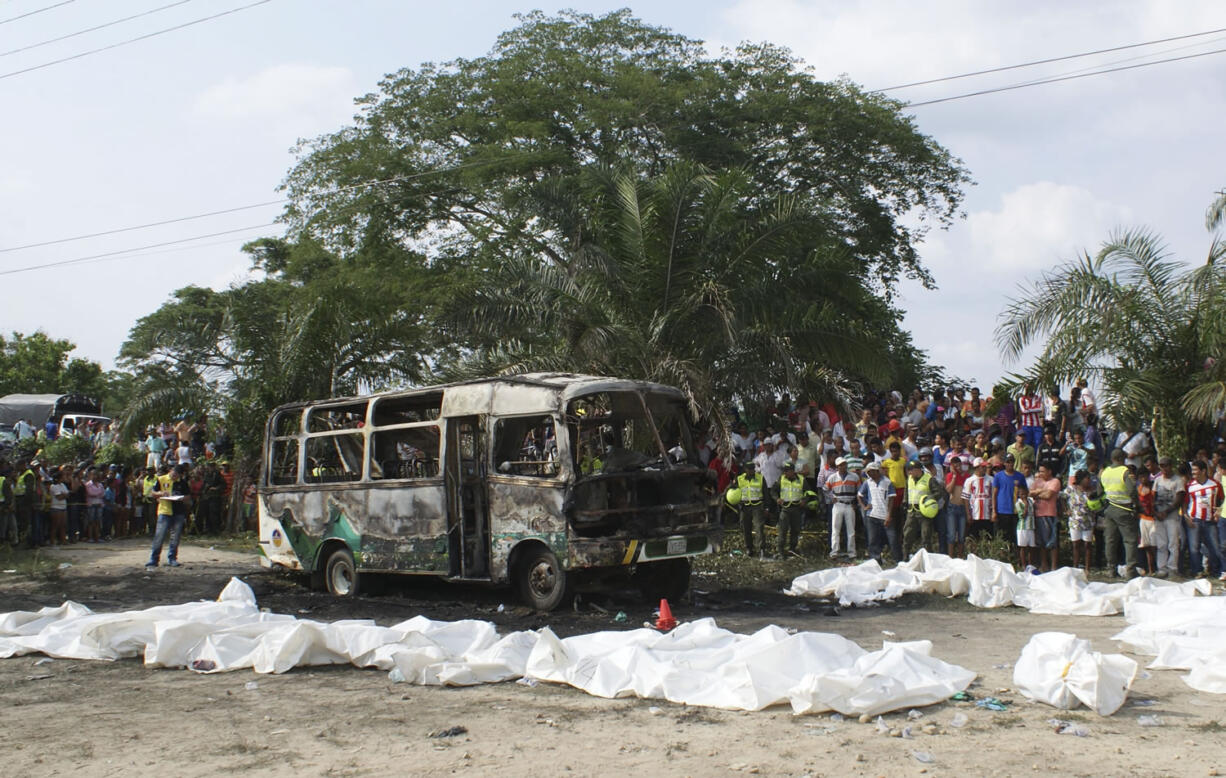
top-left (2, 540), bottom-right (1222, 777)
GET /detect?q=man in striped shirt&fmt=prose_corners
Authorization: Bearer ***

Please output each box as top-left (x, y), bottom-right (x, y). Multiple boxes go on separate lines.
top-left (962, 457), bottom-right (994, 538)
top-left (824, 458), bottom-right (861, 558)
top-left (1017, 385), bottom-right (1045, 452)
top-left (1186, 460), bottom-right (1224, 579)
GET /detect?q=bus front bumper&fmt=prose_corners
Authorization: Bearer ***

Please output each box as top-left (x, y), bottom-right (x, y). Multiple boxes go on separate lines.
top-left (568, 530), bottom-right (721, 569)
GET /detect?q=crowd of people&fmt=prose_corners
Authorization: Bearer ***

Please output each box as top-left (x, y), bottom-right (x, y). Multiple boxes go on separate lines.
top-left (0, 415), bottom-right (257, 567)
top-left (710, 382), bottom-right (1226, 581)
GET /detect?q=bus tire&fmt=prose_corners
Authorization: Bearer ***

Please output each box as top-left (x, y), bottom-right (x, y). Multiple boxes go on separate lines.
top-left (635, 557), bottom-right (691, 603)
top-left (324, 547), bottom-right (360, 597)
top-left (515, 546), bottom-right (569, 611)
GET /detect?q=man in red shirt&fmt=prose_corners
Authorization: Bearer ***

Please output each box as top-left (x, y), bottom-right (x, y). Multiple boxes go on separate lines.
top-left (1030, 463), bottom-right (1062, 572)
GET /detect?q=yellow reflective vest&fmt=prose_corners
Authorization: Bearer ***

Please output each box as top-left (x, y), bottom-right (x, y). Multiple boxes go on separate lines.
top-left (907, 472), bottom-right (933, 509)
top-left (779, 474), bottom-right (804, 504)
top-left (737, 473), bottom-right (765, 504)
top-left (1101, 465), bottom-right (1132, 509)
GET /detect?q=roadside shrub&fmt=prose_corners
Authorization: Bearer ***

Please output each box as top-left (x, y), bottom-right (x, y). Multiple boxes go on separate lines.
top-left (94, 441), bottom-right (143, 470)
top-left (40, 435), bottom-right (93, 467)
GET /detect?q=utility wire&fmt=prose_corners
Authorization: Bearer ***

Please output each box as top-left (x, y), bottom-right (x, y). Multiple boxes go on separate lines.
top-left (0, 223), bottom-right (277, 277)
top-left (878, 24), bottom-right (1226, 91)
top-left (0, 0), bottom-right (271, 81)
top-left (906, 45), bottom-right (1226, 107)
top-left (0, 155), bottom-right (528, 253)
top-left (0, 0), bottom-right (73, 26)
top-left (1, 0), bottom-right (194, 58)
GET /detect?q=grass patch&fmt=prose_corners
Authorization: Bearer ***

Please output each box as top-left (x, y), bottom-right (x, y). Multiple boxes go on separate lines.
top-left (0, 545), bottom-right (60, 577)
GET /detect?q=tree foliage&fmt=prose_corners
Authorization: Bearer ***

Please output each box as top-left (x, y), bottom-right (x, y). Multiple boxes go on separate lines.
top-left (996, 227), bottom-right (1226, 457)
top-left (282, 9), bottom-right (968, 291)
top-left (0, 331), bottom-right (107, 400)
top-left (118, 238), bottom-right (439, 455)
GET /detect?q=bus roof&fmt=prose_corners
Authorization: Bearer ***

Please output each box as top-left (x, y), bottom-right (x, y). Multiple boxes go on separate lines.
top-left (269, 373), bottom-right (686, 418)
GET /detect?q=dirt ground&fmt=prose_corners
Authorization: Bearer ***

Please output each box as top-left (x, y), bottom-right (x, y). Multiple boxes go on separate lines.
top-left (2, 540), bottom-right (1224, 777)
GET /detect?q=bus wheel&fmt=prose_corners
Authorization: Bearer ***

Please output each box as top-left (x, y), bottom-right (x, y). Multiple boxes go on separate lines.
top-left (515, 546), bottom-right (569, 611)
top-left (635, 557), bottom-right (691, 603)
top-left (325, 547), bottom-right (360, 597)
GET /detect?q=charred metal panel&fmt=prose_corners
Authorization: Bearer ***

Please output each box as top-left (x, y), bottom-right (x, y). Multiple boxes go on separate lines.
top-left (486, 477), bottom-right (568, 584)
top-left (261, 483), bottom-right (448, 572)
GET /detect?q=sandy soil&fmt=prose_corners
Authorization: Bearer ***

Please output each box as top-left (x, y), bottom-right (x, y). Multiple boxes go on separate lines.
top-left (1, 540), bottom-right (1223, 777)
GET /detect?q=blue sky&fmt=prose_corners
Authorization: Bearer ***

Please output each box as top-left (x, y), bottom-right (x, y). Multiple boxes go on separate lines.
top-left (2, 0), bottom-right (1224, 390)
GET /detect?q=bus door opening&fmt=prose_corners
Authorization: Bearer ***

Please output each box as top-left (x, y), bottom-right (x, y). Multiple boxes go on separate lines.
top-left (445, 416), bottom-right (490, 578)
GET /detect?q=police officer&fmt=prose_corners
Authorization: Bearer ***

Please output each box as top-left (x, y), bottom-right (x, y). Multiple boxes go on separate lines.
top-left (903, 458), bottom-right (944, 557)
top-left (736, 461), bottom-right (767, 557)
top-left (1100, 448), bottom-right (1140, 578)
top-left (774, 461), bottom-right (805, 557)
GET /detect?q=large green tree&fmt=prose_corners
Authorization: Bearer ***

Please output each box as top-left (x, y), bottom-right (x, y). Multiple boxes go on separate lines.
top-left (996, 228), bottom-right (1226, 458)
top-left (281, 9), bottom-right (968, 291)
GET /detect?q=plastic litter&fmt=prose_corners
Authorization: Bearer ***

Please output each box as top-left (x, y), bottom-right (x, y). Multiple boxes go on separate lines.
top-left (1012, 632), bottom-right (1137, 715)
top-left (1132, 698), bottom-right (1157, 707)
top-left (949, 712), bottom-right (968, 728)
top-left (900, 726), bottom-right (913, 739)
top-left (828, 713), bottom-right (843, 722)
top-left (388, 667), bottom-right (406, 683)
top-left (244, 681), bottom-right (258, 690)
top-left (1137, 714), bottom-right (1163, 727)
top-left (496, 604), bottom-right (505, 613)
top-left (950, 691), bottom-right (973, 702)
top-left (1047, 718), bottom-right (1089, 736)
top-left (58, 563), bottom-right (72, 570)
top-left (912, 750), bottom-right (933, 763)
top-left (875, 716), bottom-right (889, 734)
top-left (190, 659), bottom-right (217, 672)
top-left (613, 611), bottom-right (628, 623)
top-left (906, 709), bottom-right (924, 720)
top-left (515, 677), bottom-right (539, 687)
top-left (975, 697), bottom-right (1009, 711)
top-left (648, 706), bottom-right (663, 715)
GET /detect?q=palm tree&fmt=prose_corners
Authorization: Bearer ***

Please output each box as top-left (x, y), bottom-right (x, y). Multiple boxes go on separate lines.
top-left (996, 227), bottom-right (1226, 458)
top-left (448, 162), bottom-right (903, 443)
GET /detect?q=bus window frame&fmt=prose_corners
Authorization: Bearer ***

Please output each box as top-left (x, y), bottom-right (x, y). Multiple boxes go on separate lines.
top-left (368, 419), bottom-right (443, 483)
top-left (488, 413), bottom-right (569, 485)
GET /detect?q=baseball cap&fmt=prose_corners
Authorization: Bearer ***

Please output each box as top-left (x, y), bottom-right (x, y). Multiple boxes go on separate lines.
top-left (835, 457), bottom-right (846, 466)
top-left (782, 461), bottom-right (795, 470)
top-left (865, 460), bottom-right (881, 471)
top-left (972, 457), bottom-right (985, 467)
top-left (1004, 453), bottom-right (1016, 462)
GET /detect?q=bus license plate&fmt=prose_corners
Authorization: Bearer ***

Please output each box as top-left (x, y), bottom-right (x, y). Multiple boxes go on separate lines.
top-left (666, 537), bottom-right (686, 555)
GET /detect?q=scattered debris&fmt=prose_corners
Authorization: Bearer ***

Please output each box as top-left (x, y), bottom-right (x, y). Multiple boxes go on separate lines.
top-left (950, 691), bottom-right (974, 702)
top-left (428, 726), bottom-right (467, 738)
top-left (58, 563), bottom-right (72, 569)
top-left (1137, 715), bottom-right (1164, 727)
top-left (244, 681), bottom-right (259, 691)
top-left (33, 658), bottom-right (54, 666)
top-left (515, 677), bottom-right (539, 687)
top-left (648, 706), bottom-right (663, 715)
top-left (1047, 718), bottom-right (1090, 736)
top-left (613, 611), bottom-right (628, 623)
top-left (975, 697), bottom-right (1009, 712)
top-left (912, 750), bottom-right (934, 763)
top-left (907, 709), bottom-right (924, 720)
top-left (190, 659), bottom-right (217, 672)
top-left (949, 713), bottom-right (968, 728)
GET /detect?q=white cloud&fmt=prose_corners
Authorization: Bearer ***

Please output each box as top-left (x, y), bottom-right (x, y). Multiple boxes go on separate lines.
top-left (192, 63), bottom-right (357, 129)
top-left (961, 182), bottom-right (1133, 272)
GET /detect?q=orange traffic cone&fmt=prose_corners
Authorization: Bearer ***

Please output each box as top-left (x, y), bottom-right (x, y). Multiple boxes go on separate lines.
top-left (655, 598), bottom-right (677, 631)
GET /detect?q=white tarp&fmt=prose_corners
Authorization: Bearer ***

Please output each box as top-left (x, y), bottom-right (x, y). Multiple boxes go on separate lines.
top-left (1112, 596), bottom-right (1226, 694)
top-left (0, 578), bottom-right (976, 714)
top-left (786, 550), bottom-right (1211, 615)
top-left (525, 619), bottom-right (975, 714)
top-left (1012, 632), bottom-right (1137, 715)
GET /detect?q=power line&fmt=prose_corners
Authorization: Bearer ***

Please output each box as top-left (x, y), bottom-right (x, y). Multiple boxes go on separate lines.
top-left (0, 156), bottom-right (528, 253)
top-left (0, 0), bottom-right (73, 26)
top-left (0, 0), bottom-right (272, 81)
top-left (1, 0), bottom-right (194, 58)
top-left (0, 223), bottom-right (277, 277)
top-left (905, 45), bottom-right (1226, 108)
top-left (878, 24), bottom-right (1226, 91)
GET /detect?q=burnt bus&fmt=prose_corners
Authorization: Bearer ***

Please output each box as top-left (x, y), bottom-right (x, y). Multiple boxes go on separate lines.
top-left (258, 373), bottom-right (721, 610)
